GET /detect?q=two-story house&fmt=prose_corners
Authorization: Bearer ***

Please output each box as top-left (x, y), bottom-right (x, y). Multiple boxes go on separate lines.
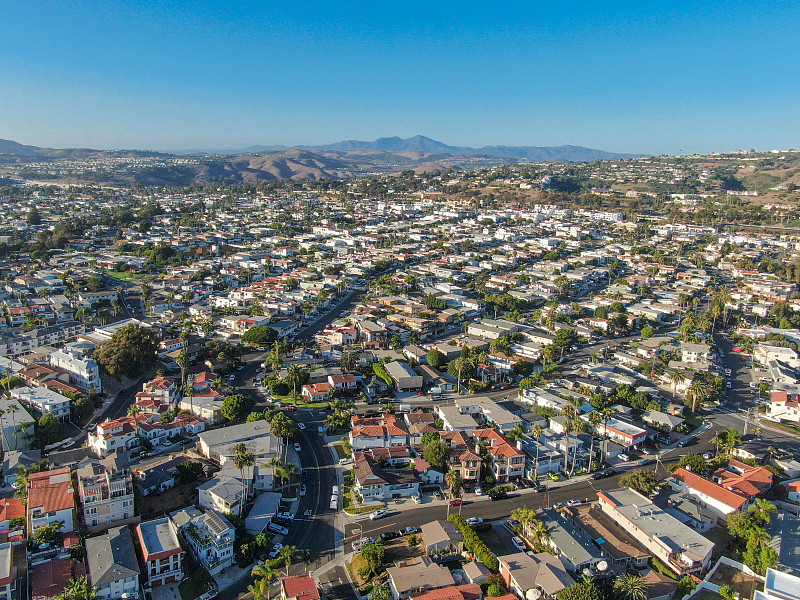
top-left (471, 428), bottom-right (525, 482)
top-left (350, 414), bottom-right (409, 450)
top-left (27, 468), bottom-right (75, 535)
top-left (86, 526), bottom-right (140, 600)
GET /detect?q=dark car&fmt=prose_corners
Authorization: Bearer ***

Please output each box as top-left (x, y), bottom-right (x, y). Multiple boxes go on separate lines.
top-left (490, 492), bottom-right (509, 501)
top-left (591, 468), bottom-right (618, 480)
top-left (532, 485), bottom-right (547, 493)
top-left (380, 531), bottom-right (401, 542)
top-left (301, 470), bottom-right (308, 482)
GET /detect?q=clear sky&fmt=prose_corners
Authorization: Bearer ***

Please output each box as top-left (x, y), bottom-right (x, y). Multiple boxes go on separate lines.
top-left (3, 1), bottom-right (799, 155)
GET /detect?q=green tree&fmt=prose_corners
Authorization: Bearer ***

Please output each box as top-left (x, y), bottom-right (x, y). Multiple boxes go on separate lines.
top-left (641, 325), bottom-right (654, 339)
top-left (360, 541), bottom-right (386, 578)
top-left (56, 576), bottom-right (97, 600)
top-left (673, 453), bottom-right (709, 476)
top-left (619, 469), bottom-right (661, 496)
top-left (557, 579), bottom-right (603, 600)
top-left (427, 349), bottom-right (446, 369)
top-left (35, 412), bottom-right (66, 448)
top-left (423, 438), bottom-right (449, 472)
top-left (94, 323), bottom-right (159, 378)
top-left (241, 325), bottom-right (278, 346)
top-left (221, 394), bottom-right (255, 422)
top-left (233, 442), bottom-right (255, 515)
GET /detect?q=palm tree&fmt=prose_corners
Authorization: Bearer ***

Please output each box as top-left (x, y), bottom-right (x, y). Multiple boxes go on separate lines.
top-left (252, 562), bottom-right (280, 581)
top-left (587, 411), bottom-right (602, 473)
top-left (531, 520), bottom-right (549, 546)
top-left (246, 577), bottom-right (271, 600)
top-left (279, 544), bottom-right (297, 575)
top-left (531, 424), bottom-right (543, 480)
top-left (569, 417), bottom-right (586, 478)
top-left (561, 404), bottom-right (577, 474)
top-left (371, 584), bottom-right (391, 600)
top-left (668, 370), bottom-right (686, 397)
top-left (721, 428), bottom-right (742, 457)
top-left (56, 577), bottom-right (97, 600)
top-left (445, 470), bottom-right (463, 499)
top-left (232, 442), bottom-right (254, 515)
top-left (127, 403), bottom-right (142, 438)
top-left (612, 573), bottom-right (647, 600)
top-left (285, 365), bottom-right (302, 406)
top-left (598, 407), bottom-right (614, 463)
top-left (6, 404), bottom-right (18, 450)
top-left (510, 506), bottom-right (538, 538)
top-left (748, 498), bottom-right (778, 527)
top-left (688, 378), bottom-right (710, 413)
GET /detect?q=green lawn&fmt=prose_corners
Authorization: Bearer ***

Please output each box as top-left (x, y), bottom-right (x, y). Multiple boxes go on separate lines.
top-left (762, 419), bottom-right (800, 435)
top-left (333, 443), bottom-right (349, 459)
top-left (107, 270), bottom-right (146, 281)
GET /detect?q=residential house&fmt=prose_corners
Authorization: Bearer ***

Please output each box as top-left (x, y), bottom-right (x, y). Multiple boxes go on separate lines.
top-left (10, 385), bottom-right (71, 422)
top-left (280, 575), bottom-right (321, 600)
top-left (49, 347), bottom-right (102, 393)
top-left (27, 468), bottom-right (75, 534)
top-left (471, 428), bottom-right (525, 482)
top-left (85, 526), bottom-right (140, 600)
top-left (197, 477), bottom-right (244, 515)
top-left (77, 455), bottom-right (136, 530)
top-left (387, 557), bottom-right (457, 600)
top-left (171, 506), bottom-right (235, 576)
top-left (137, 517), bottom-right (184, 588)
top-left (353, 452), bottom-right (420, 501)
top-left (350, 414), bottom-right (408, 450)
top-left (537, 508), bottom-right (606, 574)
top-left (498, 552), bottom-right (574, 600)
top-left (440, 431), bottom-right (482, 482)
top-left (420, 520), bottom-right (464, 560)
top-left (385, 361), bottom-right (423, 391)
top-left (0, 543), bottom-right (15, 600)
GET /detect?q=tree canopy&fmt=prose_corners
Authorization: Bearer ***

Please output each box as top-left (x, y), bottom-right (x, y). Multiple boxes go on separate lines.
top-left (241, 325), bottom-right (278, 346)
top-left (221, 394), bottom-right (255, 421)
top-left (94, 323), bottom-right (159, 378)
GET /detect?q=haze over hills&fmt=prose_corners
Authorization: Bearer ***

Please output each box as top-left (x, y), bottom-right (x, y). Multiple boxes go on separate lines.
top-left (174, 135), bottom-right (638, 162)
top-left (0, 135), bottom-right (639, 186)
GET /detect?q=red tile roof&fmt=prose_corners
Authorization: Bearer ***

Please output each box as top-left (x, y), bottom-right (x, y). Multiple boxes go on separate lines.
top-left (411, 584), bottom-right (483, 600)
top-left (0, 498), bottom-right (25, 522)
top-left (281, 575), bottom-right (320, 600)
top-left (672, 467), bottom-right (748, 510)
top-left (28, 481), bottom-right (75, 513)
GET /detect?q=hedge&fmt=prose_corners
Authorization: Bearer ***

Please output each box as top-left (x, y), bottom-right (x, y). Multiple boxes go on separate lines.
top-left (449, 514), bottom-right (498, 571)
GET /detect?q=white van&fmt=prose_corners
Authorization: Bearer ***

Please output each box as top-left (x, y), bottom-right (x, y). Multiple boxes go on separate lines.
top-left (267, 523), bottom-right (289, 536)
top-left (618, 453), bottom-right (630, 462)
top-left (329, 494), bottom-right (339, 511)
top-left (332, 485), bottom-right (340, 495)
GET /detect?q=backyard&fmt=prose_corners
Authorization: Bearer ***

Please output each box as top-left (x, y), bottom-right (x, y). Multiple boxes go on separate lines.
top-left (142, 480), bottom-right (202, 520)
top-left (708, 562), bottom-right (763, 599)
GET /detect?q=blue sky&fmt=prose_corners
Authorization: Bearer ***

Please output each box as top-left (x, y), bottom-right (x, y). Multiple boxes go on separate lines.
top-left (3, 1), bottom-right (799, 154)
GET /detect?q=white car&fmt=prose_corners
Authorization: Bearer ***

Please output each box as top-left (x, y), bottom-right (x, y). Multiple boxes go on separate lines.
top-left (411, 495), bottom-right (421, 504)
top-left (267, 523), bottom-right (289, 536)
top-left (294, 443), bottom-right (301, 452)
top-left (298, 423), bottom-right (306, 430)
top-left (474, 486), bottom-right (484, 496)
top-left (370, 509), bottom-right (388, 520)
top-left (299, 485), bottom-right (307, 496)
top-left (512, 536), bottom-right (526, 551)
top-left (268, 543), bottom-right (283, 558)
top-left (466, 517), bottom-right (483, 526)
top-left (276, 512), bottom-right (295, 521)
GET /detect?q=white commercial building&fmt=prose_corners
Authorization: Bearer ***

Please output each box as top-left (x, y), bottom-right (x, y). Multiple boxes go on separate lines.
top-left (49, 346), bottom-right (102, 393)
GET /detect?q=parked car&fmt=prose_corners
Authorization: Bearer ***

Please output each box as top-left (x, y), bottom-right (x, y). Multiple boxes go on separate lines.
top-left (432, 490), bottom-right (444, 500)
top-left (618, 453), bottom-right (630, 462)
top-left (370, 509), bottom-right (388, 520)
top-left (400, 526), bottom-right (419, 535)
top-left (567, 499), bottom-right (581, 506)
top-left (411, 494), bottom-right (421, 504)
top-left (466, 517), bottom-right (484, 526)
top-left (276, 512), bottom-right (294, 521)
top-left (293, 443), bottom-right (302, 452)
top-left (512, 536), bottom-right (526, 551)
top-left (380, 531), bottom-right (401, 542)
top-left (268, 543), bottom-right (283, 558)
top-left (474, 486), bottom-right (484, 496)
top-left (490, 492), bottom-right (509, 501)
top-left (591, 468), bottom-right (617, 480)
top-left (449, 498), bottom-right (463, 506)
top-left (703, 452), bottom-right (713, 460)
top-left (532, 484), bottom-right (547, 493)
top-left (352, 537), bottom-right (375, 551)
top-left (553, 502), bottom-right (566, 510)
top-left (267, 523), bottom-right (289, 536)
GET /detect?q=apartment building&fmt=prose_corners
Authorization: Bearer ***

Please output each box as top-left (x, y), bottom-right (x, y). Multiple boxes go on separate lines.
top-left (49, 346), bottom-right (102, 393)
top-left (10, 385), bottom-right (71, 422)
top-left (471, 428), bottom-right (525, 482)
top-left (0, 543), bottom-right (15, 600)
top-left (77, 456), bottom-right (136, 530)
top-left (85, 526), bottom-right (140, 600)
top-left (137, 518), bottom-right (184, 588)
top-left (597, 488), bottom-right (713, 576)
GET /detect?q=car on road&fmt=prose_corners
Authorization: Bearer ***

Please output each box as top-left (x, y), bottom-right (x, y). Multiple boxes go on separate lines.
top-left (411, 495), bottom-right (421, 504)
top-left (298, 422), bottom-right (306, 430)
top-left (299, 485), bottom-right (307, 496)
top-left (532, 484), bottom-right (547, 493)
top-left (287, 406), bottom-right (297, 411)
top-left (370, 509), bottom-right (388, 520)
top-left (727, 380), bottom-right (732, 388)
top-left (474, 486), bottom-right (484, 496)
top-left (293, 443), bottom-right (302, 452)
top-left (228, 374), bottom-right (235, 381)
top-left (591, 468), bottom-right (617, 480)
top-left (400, 526), bottom-right (419, 535)
top-left (276, 512), bottom-right (294, 521)
top-left (490, 491), bottom-right (509, 501)
top-left (352, 537), bottom-right (375, 551)
top-left (703, 452), bottom-right (713, 460)
top-left (380, 531), bottom-right (401, 542)
top-left (512, 536), bottom-right (526, 551)
top-left (449, 498), bottom-right (463, 506)
top-left (553, 502), bottom-right (566, 510)
top-left (466, 517), bottom-right (483, 526)
top-left (567, 499), bottom-right (581, 507)
top-left (268, 543), bottom-right (283, 558)
top-left (733, 346), bottom-right (741, 352)
top-left (301, 470), bottom-right (308, 482)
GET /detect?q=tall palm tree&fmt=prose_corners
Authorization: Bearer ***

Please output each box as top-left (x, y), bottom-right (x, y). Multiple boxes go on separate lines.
top-left (510, 506), bottom-right (538, 538)
top-left (246, 577), bottom-right (271, 600)
top-left (279, 544), bottom-right (297, 576)
top-left (531, 520), bottom-right (549, 546)
top-left (688, 378), bottom-right (710, 413)
top-left (531, 424), bottom-right (543, 480)
top-left (569, 417), bottom-right (586, 477)
top-left (6, 404), bottom-right (18, 451)
top-left (587, 411), bottom-right (602, 473)
top-left (748, 498), bottom-right (778, 527)
top-left (612, 573), bottom-right (647, 600)
top-left (285, 365), bottom-right (302, 406)
top-left (668, 370), bottom-right (686, 397)
top-left (127, 403), bottom-right (142, 438)
top-left (445, 470), bottom-right (463, 499)
top-left (232, 442), bottom-right (255, 515)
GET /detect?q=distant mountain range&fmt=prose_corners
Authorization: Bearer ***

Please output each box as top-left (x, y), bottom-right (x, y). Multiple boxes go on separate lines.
top-left (0, 135), bottom-right (639, 185)
top-left (173, 135), bottom-right (637, 162)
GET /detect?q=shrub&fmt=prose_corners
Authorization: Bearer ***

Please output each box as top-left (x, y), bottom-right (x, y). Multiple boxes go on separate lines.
top-left (449, 514), bottom-right (498, 571)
